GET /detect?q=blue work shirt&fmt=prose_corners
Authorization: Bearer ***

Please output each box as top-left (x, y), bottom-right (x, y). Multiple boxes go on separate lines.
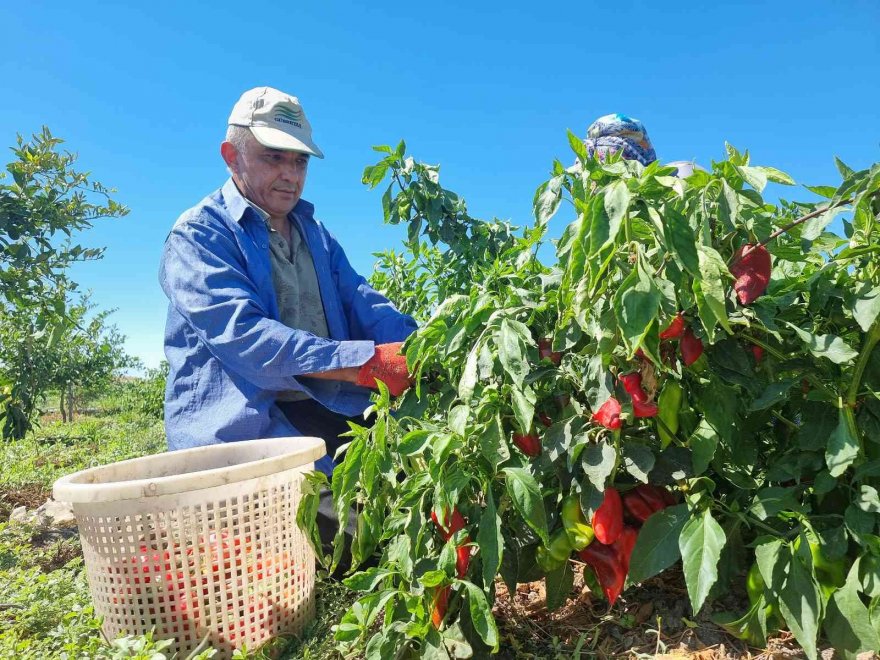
top-left (159, 178), bottom-right (417, 475)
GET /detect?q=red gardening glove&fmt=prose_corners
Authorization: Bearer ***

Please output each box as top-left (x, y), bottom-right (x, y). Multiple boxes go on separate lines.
top-left (356, 342), bottom-right (412, 397)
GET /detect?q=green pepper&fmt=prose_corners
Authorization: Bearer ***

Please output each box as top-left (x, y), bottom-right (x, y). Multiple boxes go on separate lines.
top-left (561, 496), bottom-right (595, 550)
top-left (746, 563), bottom-right (780, 624)
top-left (536, 528), bottom-right (574, 572)
top-left (657, 381), bottom-right (683, 448)
top-left (795, 535), bottom-right (848, 599)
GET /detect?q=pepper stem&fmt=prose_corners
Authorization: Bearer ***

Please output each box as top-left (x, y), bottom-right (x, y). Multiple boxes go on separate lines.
top-left (847, 316), bottom-right (880, 408)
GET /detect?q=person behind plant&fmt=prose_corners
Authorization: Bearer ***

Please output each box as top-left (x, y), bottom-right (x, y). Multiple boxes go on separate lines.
top-left (581, 113), bottom-right (657, 166)
top-left (159, 86), bottom-right (417, 557)
top-left (581, 113), bottom-right (702, 178)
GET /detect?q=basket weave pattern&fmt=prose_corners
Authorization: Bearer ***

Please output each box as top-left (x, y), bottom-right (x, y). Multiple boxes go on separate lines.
top-left (75, 467), bottom-right (315, 655)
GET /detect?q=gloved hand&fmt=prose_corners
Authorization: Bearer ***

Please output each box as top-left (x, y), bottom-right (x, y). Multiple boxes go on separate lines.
top-left (355, 342), bottom-right (412, 397)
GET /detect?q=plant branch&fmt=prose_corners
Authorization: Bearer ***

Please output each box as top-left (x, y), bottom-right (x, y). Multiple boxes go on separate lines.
top-left (758, 198), bottom-right (852, 248)
top-left (847, 316), bottom-right (880, 407)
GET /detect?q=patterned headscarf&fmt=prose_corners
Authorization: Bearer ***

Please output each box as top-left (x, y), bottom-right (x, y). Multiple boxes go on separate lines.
top-left (584, 113), bottom-right (657, 166)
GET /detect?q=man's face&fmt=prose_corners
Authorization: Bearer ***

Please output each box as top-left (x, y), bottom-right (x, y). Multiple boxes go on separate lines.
top-left (223, 133), bottom-right (310, 219)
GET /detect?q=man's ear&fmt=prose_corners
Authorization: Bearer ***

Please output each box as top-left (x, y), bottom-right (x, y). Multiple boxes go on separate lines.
top-left (220, 141), bottom-right (238, 172)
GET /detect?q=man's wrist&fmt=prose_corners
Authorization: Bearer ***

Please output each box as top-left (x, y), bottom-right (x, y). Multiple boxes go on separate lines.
top-left (303, 366), bottom-right (360, 384)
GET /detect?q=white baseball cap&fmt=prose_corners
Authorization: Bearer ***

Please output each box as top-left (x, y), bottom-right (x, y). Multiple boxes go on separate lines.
top-left (228, 87), bottom-right (324, 158)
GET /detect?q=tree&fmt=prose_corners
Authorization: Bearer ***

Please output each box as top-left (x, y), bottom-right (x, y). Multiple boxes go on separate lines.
top-left (0, 128), bottom-right (128, 438)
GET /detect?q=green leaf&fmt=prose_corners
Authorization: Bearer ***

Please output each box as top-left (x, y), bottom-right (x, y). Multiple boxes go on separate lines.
top-left (712, 597), bottom-right (768, 646)
top-left (755, 538), bottom-right (784, 590)
top-left (362, 162), bottom-right (389, 189)
top-left (601, 180), bottom-right (630, 249)
top-left (477, 491), bottom-right (503, 588)
top-left (622, 443), bottom-right (655, 483)
top-left (479, 415), bottom-right (510, 464)
top-left (458, 346), bottom-right (479, 400)
top-left (545, 560), bottom-right (574, 611)
top-left (460, 581), bottom-right (500, 650)
top-left (441, 622), bottom-right (474, 659)
top-left (664, 206), bottom-right (699, 276)
top-left (799, 403), bottom-right (838, 451)
top-left (802, 204), bottom-right (847, 241)
top-left (785, 322), bottom-right (858, 364)
top-left (717, 180), bottom-right (740, 232)
top-left (856, 485), bottom-right (880, 513)
top-left (754, 166), bottom-right (795, 186)
top-left (581, 440), bottom-right (617, 491)
top-left (825, 562), bottom-right (880, 658)
top-left (398, 429), bottom-right (432, 456)
top-left (827, 407), bottom-right (860, 478)
top-left (628, 504), bottom-right (690, 583)
top-left (689, 419), bottom-right (719, 476)
top-left (749, 487), bottom-right (800, 520)
top-left (778, 551), bottom-right (822, 660)
top-left (749, 379), bottom-right (798, 411)
top-left (614, 255), bottom-right (661, 352)
top-left (534, 175), bottom-right (564, 225)
top-left (695, 245), bottom-right (733, 342)
top-left (737, 166), bottom-right (768, 193)
top-left (297, 471), bottom-right (330, 565)
top-left (503, 467), bottom-right (549, 545)
top-left (510, 385), bottom-right (536, 436)
top-left (421, 570), bottom-right (448, 588)
top-left (567, 129), bottom-right (589, 163)
top-left (498, 319), bottom-right (528, 387)
top-left (679, 509), bottom-right (726, 614)
top-left (852, 284), bottom-right (880, 333)
top-left (343, 568), bottom-right (394, 592)
top-left (805, 184), bottom-right (836, 199)
top-left (835, 156), bottom-right (856, 179)
top-left (448, 405), bottom-right (468, 437)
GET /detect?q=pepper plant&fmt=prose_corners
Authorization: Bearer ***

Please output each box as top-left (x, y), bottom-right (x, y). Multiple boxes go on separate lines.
top-left (300, 138), bottom-right (880, 659)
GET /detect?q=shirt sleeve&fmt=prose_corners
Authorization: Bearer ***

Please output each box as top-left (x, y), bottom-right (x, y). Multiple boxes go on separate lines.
top-left (159, 216), bottom-right (375, 391)
top-left (324, 227), bottom-right (419, 343)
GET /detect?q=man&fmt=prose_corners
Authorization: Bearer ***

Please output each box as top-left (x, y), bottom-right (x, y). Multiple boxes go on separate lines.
top-left (159, 86), bottom-right (416, 483)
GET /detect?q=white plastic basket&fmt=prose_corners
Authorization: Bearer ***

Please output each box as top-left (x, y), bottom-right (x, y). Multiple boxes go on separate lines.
top-left (53, 436), bottom-right (326, 657)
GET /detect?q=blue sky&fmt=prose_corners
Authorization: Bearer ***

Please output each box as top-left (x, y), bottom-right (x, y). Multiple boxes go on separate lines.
top-left (1, 1), bottom-right (877, 369)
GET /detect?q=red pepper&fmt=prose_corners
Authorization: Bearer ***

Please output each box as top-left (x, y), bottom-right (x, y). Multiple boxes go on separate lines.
top-left (660, 487), bottom-right (678, 507)
top-left (619, 372), bottom-right (648, 403)
top-left (431, 585), bottom-right (450, 628)
top-left (513, 431), bottom-right (541, 457)
top-left (618, 372), bottom-right (658, 416)
top-left (634, 484), bottom-right (669, 512)
top-left (538, 412), bottom-right (553, 428)
top-left (612, 525), bottom-right (639, 574)
top-left (632, 399), bottom-right (659, 418)
top-left (456, 544), bottom-right (471, 578)
top-left (680, 328), bottom-right (704, 366)
top-left (578, 541), bottom-right (626, 605)
top-left (659, 313), bottom-right (686, 340)
top-left (537, 338), bottom-right (562, 365)
top-left (592, 397), bottom-right (622, 430)
top-left (431, 507), bottom-right (466, 541)
top-left (592, 487), bottom-right (623, 545)
top-left (751, 345), bottom-right (765, 363)
top-left (432, 506), bottom-right (471, 577)
top-left (729, 243), bottom-right (771, 305)
top-left (622, 490), bottom-right (656, 523)
top-left (623, 484), bottom-right (670, 523)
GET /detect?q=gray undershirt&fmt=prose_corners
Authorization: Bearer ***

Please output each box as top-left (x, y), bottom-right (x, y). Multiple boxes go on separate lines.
top-left (248, 201), bottom-right (330, 402)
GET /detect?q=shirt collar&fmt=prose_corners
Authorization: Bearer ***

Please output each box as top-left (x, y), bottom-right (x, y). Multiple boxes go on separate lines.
top-left (222, 177), bottom-right (315, 224)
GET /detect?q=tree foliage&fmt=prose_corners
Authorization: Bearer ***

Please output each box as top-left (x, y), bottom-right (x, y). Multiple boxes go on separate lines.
top-left (0, 128), bottom-right (130, 438)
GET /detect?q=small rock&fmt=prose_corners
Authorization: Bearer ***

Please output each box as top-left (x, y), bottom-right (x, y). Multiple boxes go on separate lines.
top-left (9, 505), bottom-right (28, 523)
top-left (34, 499), bottom-right (77, 528)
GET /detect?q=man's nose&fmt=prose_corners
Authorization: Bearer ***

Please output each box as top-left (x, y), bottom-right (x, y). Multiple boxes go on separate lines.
top-left (279, 163), bottom-right (301, 181)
